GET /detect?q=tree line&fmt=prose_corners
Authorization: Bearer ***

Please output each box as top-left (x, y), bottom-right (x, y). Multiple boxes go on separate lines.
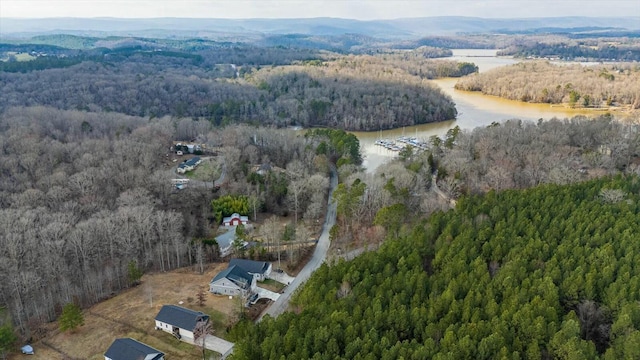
top-left (315, 114), bottom-right (640, 257)
top-left (0, 105), bottom-right (338, 349)
top-left (231, 174), bottom-right (640, 359)
top-left (373, 49), bottom-right (478, 79)
top-left (454, 61), bottom-right (640, 108)
top-left (498, 41), bottom-right (640, 62)
top-left (431, 115), bottom-right (640, 197)
top-left (4, 32), bottom-right (506, 55)
top-left (246, 55), bottom-right (458, 130)
top-left (0, 106), bottom-right (189, 341)
top-left (0, 51), bottom-right (467, 131)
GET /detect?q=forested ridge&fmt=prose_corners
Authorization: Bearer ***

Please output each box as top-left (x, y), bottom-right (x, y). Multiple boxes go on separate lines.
top-left (231, 175), bottom-right (640, 359)
top-left (454, 61), bottom-right (640, 109)
top-left (498, 40), bottom-right (640, 62)
top-left (246, 55), bottom-right (460, 130)
top-left (2, 32), bottom-right (503, 54)
top-left (0, 48), bottom-right (467, 130)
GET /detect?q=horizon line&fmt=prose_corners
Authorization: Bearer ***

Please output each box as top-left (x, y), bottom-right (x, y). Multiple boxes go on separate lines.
top-left (3, 15), bottom-right (640, 21)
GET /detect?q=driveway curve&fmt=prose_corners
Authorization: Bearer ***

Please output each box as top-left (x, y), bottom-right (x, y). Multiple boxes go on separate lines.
top-left (258, 167), bottom-right (338, 321)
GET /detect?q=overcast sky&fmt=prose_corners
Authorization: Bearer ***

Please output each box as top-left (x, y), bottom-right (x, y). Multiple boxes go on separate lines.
top-left (2, 0), bottom-right (639, 19)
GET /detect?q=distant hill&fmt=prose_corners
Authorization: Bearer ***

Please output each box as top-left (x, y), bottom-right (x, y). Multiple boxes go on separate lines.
top-left (381, 16), bottom-right (640, 35)
top-left (2, 16), bottom-right (640, 39)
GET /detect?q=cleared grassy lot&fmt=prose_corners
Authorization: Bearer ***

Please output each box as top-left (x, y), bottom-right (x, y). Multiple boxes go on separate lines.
top-left (10, 263), bottom-right (240, 360)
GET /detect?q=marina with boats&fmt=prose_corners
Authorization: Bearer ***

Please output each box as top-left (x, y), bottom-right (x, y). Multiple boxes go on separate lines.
top-left (356, 49), bottom-right (611, 172)
top-left (374, 135), bottom-right (430, 152)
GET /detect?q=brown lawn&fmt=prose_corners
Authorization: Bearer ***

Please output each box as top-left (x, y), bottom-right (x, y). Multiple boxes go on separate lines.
top-left (10, 263), bottom-right (242, 360)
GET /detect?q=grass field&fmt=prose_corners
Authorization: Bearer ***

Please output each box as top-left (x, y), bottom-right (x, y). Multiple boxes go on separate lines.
top-left (10, 263), bottom-right (241, 360)
top-left (184, 158), bottom-right (221, 181)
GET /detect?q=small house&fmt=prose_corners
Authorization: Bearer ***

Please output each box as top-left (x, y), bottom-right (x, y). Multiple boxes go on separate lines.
top-left (210, 265), bottom-right (256, 297)
top-left (177, 156), bottom-right (202, 174)
top-left (216, 227), bottom-right (247, 257)
top-left (104, 338), bottom-right (164, 360)
top-left (229, 259), bottom-right (272, 281)
top-left (222, 213), bottom-right (249, 227)
top-left (154, 305), bottom-right (210, 342)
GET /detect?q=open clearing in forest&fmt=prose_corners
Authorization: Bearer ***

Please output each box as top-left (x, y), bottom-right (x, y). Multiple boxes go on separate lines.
top-left (11, 263), bottom-right (241, 360)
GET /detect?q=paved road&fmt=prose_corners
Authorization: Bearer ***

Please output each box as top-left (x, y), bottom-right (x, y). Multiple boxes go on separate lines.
top-left (258, 167), bottom-right (338, 321)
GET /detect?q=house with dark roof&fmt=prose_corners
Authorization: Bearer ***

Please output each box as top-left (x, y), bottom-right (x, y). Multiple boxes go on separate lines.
top-left (209, 265), bottom-right (256, 297)
top-left (229, 259), bottom-right (272, 281)
top-left (154, 305), bottom-right (210, 341)
top-left (177, 156), bottom-right (202, 174)
top-left (104, 338), bottom-right (164, 360)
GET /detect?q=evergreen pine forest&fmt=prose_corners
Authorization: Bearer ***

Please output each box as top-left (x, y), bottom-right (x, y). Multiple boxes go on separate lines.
top-left (231, 175), bottom-right (640, 359)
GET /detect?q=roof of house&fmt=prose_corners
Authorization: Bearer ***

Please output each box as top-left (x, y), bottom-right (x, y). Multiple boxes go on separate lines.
top-left (185, 156), bottom-right (201, 166)
top-left (154, 305), bottom-right (209, 331)
top-left (222, 213), bottom-right (249, 223)
top-left (211, 265), bottom-right (253, 290)
top-left (105, 338), bottom-right (164, 360)
top-left (178, 157), bottom-right (201, 169)
top-left (229, 259), bottom-right (270, 275)
top-left (215, 227), bottom-right (236, 249)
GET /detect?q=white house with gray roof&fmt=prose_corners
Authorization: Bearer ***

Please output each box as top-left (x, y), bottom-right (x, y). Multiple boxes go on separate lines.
top-left (209, 265), bottom-right (256, 297)
top-left (177, 156), bottom-right (202, 174)
top-left (228, 259), bottom-right (272, 281)
top-left (104, 338), bottom-right (164, 360)
top-left (154, 305), bottom-right (209, 341)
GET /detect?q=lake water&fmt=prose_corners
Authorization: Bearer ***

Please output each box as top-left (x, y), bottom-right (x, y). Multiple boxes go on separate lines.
top-left (356, 49), bottom-right (615, 172)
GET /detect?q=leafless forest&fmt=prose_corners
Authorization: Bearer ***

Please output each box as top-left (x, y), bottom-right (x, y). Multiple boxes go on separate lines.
top-left (0, 50), bottom-right (472, 131)
top-left (455, 61), bottom-right (640, 108)
top-left (435, 115), bottom-right (640, 196)
top-left (246, 54), bottom-right (466, 130)
top-left (0, 104), bottom-right (332, 339)
top-left (498, 35), bottom-right (640, 61)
